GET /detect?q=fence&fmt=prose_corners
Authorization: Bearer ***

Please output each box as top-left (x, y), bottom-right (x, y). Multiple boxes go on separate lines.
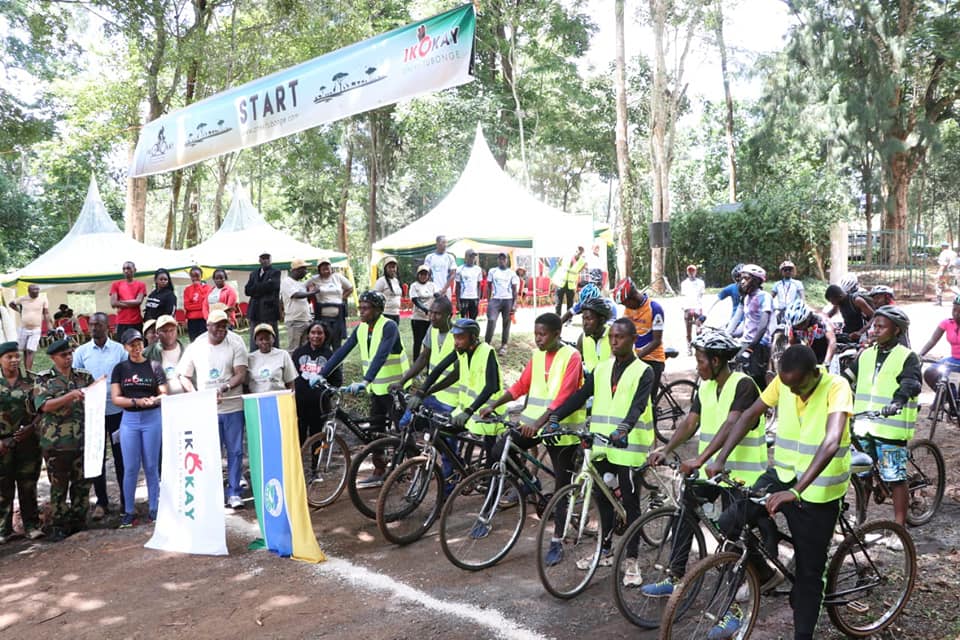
top-left (847, 228), bottom-right (929, 299)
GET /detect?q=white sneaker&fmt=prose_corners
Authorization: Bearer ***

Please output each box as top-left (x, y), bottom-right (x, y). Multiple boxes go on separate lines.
top-left (576, 548), bottom-right (613, 570)
top-left (736, 567), bottom-right (784, 601)
top-left (26, 528), bottom-right (45, 540)
top-left (622, 559), bottom-right (643, 587)
top-left (227, 495), bottom-right (244, 509)
top-left (880, 533), bottom-right (904, 551)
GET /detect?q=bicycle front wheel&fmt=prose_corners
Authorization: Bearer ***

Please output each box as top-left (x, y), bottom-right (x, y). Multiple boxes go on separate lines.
top-left (654, 379), bottom-right (698, 444)
top-left (376, 456), bottom-right (443, 545)
top-left (347, 436), bottom-right (403, 520)
top-left (439, 468), bottom-right (526, 571)
top-left (824, 519), bottom-right (916, 637)
top-left (613, 507), bottom-right (706, 629)
top-left (659, 551), bottom-right (760, 640)
top-left (300, 432), bottom-right (350, 508)
top-left (536, 482), bottom-right (602, 599)
top-left (905, 439), bottom-right (945, 526)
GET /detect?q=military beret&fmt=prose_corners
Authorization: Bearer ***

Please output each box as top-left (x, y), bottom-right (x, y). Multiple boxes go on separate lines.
top-left (0, 341), bottom-right (18, 357)
top-left (46, 339), bottom-right (72, 355)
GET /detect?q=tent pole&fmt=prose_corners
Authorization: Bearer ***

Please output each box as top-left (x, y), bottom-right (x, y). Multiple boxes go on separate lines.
top-left (532, 244), bottom-right (537, 318)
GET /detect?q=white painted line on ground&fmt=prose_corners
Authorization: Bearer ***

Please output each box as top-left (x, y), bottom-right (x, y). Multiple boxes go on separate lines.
top-left (315, 557), bottom-right (552, 640)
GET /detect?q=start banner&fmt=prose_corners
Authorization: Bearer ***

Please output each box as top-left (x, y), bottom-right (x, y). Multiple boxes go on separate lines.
top-left (146, 389), bottom-right (228, 556)
top-left (130, 4), bottom-right (476, 177)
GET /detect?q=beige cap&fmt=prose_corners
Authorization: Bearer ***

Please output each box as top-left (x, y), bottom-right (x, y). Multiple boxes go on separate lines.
top-left (155, 314), bottom-right (178, 329)
top-left (142, 318), bottom-right (157, 333)
top-left (207, 309), bottom-right (229, 325)
top-left (290, 258), bottom-right (309, 270)
top-left (253, 322), bottom-right (275, 337)
top-left (417, 264), bottom-right (430, 274)
top-left (209, 302), bottom-right (227, 312)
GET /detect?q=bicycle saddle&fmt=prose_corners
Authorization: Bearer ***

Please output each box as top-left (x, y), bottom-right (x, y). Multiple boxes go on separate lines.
top-left (664, 347), bottom-right (679, 359)
top-left (849, 449), bottom-right (873, 473)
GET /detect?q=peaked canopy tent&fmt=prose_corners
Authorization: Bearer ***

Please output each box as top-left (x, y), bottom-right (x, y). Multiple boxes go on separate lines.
top-left (371, 124), bottom-right (607, 272)
top-left (0, 177), bottom-right (190, 313)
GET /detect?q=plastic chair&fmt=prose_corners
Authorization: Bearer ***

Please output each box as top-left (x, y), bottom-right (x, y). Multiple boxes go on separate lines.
top-left (237, 302), bottom-right (249, 329)
top-left (107, 314), bottom-right (118, 338)
top-left (77, 315), bottom-right (90, 341)
top-left (174, 309), bottom-right (187, 335)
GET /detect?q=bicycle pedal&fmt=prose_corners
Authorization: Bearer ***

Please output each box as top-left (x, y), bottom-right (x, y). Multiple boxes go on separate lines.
top-left (846, 600), bottom-right (870, 614)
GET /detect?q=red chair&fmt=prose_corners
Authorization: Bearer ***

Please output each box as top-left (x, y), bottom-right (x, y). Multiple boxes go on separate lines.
top-left (533, 276), bottom-right (552, 305)
top-left (107, 314), bottom-right (118, 338)
top-left (77, 315), bottom-right (90, 341)
top-left (174, 309), bottom-right (187, 335)
top-left (237, 302), bottom-right (249, 328)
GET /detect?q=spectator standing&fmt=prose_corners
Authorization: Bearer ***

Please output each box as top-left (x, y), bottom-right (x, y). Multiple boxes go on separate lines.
top-left (146, 315), bottom-right (187, 395)
top-left (586, 243), bottom-right (606, 288)
top-left (455, 249), bottom-right (483, 319)
top-left (424, 235), bottom-right (457, 297)
top-left (0, 341), bottom-right (43, 542)
top-left (182, 267), bottom-right (210, 341)
top-left (515, 267), bottom-right (528, 306)
top-left (292, 322), bottom-right (341, 444)
top-left (8, 284), bottom-right (53, 372)
top-left (280, 259), bottom-right (314, 352)
top-left (247, 324), bottom-right (297, 394)
top-left (243, 253), bottom-right (281, 350)
top-left (110, 261), bottom-right (147, 338)
top-left (176, 309), bottom-right (248, 509)
top-left (680, 265), bottom-right (706, 353)
top-left (554, 246), bottom-right (586, 316)
top-left (374, 257), bottom-right (403, 324)
top-left (73, 312), bottom-right (127, 517)
top-left (143, 268), bottom-right (177, 321)
top-left (206, 269), bottom-right (239, 328)
top-left (307, 259), bottom-right (354, 349)
top-left (409, 266), bottom-right (437, 360)
top-left (111, 329), bottom-right (167, 528)
top-left (484, 252), bottom-right (519, 356)
top-left (33, 339), bottom-right (94, 541)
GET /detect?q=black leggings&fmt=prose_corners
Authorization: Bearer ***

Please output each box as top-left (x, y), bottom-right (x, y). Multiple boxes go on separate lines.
top-left (411, 319), bottom-right (430, 360)
top-left (594, 459), bottom-right (643, 555)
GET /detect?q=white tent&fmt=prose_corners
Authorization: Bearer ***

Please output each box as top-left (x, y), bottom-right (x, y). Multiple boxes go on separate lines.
top-left (372, 124), bottom-right (603, 264)
top-left (0, 176), bottom-right (189, 312)
top-left (175, 182), bottom-right (348, 272)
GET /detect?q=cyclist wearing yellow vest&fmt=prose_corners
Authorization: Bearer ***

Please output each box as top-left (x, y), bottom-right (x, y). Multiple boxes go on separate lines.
top-left (411, 318), bottom-right (505, 463)
top-left (322, 288), bottom-right (407, 434)
top-left (576, 297), bottom-right (613, 373)
top-left (849, 305), bottom-right (920, 528)
top-left (554, 246), bottom-right (586, 316)
top-left (708, 345), bottom-right (852, 640)
top-left (642, 330), bottom-right (766, 598)
top-left (392, 297), bottom-right (458, 424)
top-left (549, 317), bottom-right (653, 575)
top-left (479, 313), bottom-right (584, 563)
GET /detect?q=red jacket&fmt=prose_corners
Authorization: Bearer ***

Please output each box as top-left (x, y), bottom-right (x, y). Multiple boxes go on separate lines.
top-left (183, 282), bottom-right (210, 320)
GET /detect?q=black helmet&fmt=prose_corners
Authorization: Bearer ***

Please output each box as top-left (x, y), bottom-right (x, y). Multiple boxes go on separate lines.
top-left (450, 318), bottom-right (480, 338)
top-left (873, 305), bottom-right (909, 334)
top-left (580, 297), bottom-right (611, 320)
top-left (731, 263), bottom-right (744, 281)
top-left (691, 330), bottom-right (741, 358)
top-left (358, 290), bottom-right (385, 311)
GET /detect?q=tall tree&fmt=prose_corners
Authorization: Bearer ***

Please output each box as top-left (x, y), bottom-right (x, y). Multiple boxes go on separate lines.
top-left (709, 0), bottom-right (737, 202)
top-left (614, 0), bottom-right (633, 280)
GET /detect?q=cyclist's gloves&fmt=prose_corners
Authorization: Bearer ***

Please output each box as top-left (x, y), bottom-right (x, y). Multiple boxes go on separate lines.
top-left (450, 412), bottom-right (469, 428)
top-left (406, 394), bottom-right (423, 411)
top-left (308, 375), bottom-right (326, 389)
top-left (344, 381), bottom-right (367, 395)
top-left (609, 424), bottom-right (631, 448)
top-left (881, 402), bottom-right (902, 417)
top-left (543, 420), bottom-right (561, 434)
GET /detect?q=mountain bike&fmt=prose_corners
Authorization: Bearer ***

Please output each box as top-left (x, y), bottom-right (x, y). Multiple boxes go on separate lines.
top-left (375, 405), bottom-right (488, 545)
top-left (847, 411), bottom-right (944, 527)
top-left (653, 348), bottom-right (698, 444)
top-left (659, 476), bottom-right (917, 639)
top-left (439, 417), bottom-right (556, 571)
top-left (299, 382), bottom-right (404, 509)
top-left (922, 358), bottom-right (960, 440)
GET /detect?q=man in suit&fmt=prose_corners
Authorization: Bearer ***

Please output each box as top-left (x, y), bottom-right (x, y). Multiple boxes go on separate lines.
top-left (244, 253), bottom-right (281, 349)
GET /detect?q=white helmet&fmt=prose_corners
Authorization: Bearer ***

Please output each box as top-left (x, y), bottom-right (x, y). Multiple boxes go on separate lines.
top-left (740, 264), bottom-right (766, 283)
top-left (839, 274), bottom-right (859, 294)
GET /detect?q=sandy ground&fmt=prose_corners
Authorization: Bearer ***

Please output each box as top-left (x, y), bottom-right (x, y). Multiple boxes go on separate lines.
top-left (1, 295), bottom-right (959, 640)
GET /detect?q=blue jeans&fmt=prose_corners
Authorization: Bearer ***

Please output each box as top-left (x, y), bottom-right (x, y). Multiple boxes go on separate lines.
top-left (398, 396), bottom-right (453, 428)
top-left (120, 408), bottom-right (162, 516)
top-left (219, 411), bottom-right (245, 499)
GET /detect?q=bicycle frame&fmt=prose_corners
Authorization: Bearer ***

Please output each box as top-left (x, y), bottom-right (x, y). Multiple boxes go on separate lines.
top-left (927, 363), bottom-right (960, 440)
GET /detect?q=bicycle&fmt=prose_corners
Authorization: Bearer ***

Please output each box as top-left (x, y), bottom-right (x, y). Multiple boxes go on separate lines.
top-left (299, 381), bottom-right (404, 510)
top-left (535, 429), bottom-right (679, 599)
top-left (847, 411), bottom-right (945, 527)
top-left (438, 417), bottom-right (556, 571)
top-left (653, 347), bottom-right (698, 444)
top-left (375, 404), bottom-right (488, 545)
top-left (658, 475), bottom-right (917, 639)
top-left (922, 358), bottom-right (960, 440)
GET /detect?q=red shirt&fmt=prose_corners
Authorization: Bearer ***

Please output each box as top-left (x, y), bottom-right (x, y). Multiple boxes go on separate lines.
top-left (183, 282), bottom-right (210, 320)
top-left (110, 279), bottom-right (147, 324)
top-left (509, 349), bottom-right (583, 411)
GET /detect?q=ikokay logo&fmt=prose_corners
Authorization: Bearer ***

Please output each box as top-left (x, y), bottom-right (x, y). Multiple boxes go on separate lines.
top-left (403, 23), bottom-right (462, 63)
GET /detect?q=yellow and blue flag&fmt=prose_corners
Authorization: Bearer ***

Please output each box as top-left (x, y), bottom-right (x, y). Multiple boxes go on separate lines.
top-left (243, 391), bottom-right (326, 563)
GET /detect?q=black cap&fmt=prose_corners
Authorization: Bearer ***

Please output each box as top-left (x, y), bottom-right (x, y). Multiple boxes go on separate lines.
top-left (121, 328), bottom-right (144, 345)
top-left (0, 341), bottom-right (18, 357)
top-left (46, 339), bottom-right (72, 355)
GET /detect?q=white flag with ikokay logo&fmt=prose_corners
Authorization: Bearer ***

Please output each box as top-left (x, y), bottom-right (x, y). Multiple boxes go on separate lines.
top-left (83, 377), bottom-right (106, 479)
top-left (146, 389), bottom-right (228, 555)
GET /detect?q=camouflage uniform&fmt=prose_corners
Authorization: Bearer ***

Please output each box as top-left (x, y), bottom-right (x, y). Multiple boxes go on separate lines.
top-left (0, 372), bottom-right (41, 536)
top-left (34, 367), bottom-right (94, 535)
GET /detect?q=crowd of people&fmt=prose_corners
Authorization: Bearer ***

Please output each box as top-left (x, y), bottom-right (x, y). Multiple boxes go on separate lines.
top-left (1, 244), bottom-right (952, 640)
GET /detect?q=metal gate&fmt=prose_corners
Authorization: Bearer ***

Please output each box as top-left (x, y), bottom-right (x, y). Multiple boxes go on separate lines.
top-left (847, 227), bottom-right (928, 299)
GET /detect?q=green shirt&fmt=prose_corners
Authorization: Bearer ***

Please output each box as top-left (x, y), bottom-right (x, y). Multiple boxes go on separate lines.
top-left (0, 373), bottom-right (35, 438)
top-left (33, 368), bottom-right (95, 450)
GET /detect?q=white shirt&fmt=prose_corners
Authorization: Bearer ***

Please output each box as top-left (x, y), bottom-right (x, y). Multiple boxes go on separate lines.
top-left (424, 252), bottom-right (457, 291)
top-left (456, 264), bottom-right (483, 299)
top-left (938, 249), bottom-right (957, 267)
top-left (487, 267), bottom-right (519, 300)
top-left (771, 278), bottom-right (805, 311)
top-left (247, 348), bottom-right (298, 394)
top-left (280, 276), bottom-right (312, 323)
top-left (177, 330), bottom-right (248, 414)
top-left (409, 280), bottom-right (437, 321)
top-left (679, 276), bottom-right (705, 311)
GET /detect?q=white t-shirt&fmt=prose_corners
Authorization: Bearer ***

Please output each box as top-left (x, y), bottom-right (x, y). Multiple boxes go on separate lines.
top-left (374, 277), bottom-right (402, 316)
top-left (680, 277), bottom-right (705, 311)
top-left (487, 267), bottom-right (519, 300)
top-left (424, 252), bottom-right (457, 291)
top-left (177, 330), bottom-right (249, 414)
top-left (938, 249), bottom-right (957, 267)
top-left (160, 347), bottom-right (186, 395)
top-left (247, 348), bottom-right (298, 394)
top-left (281, 276), bottom-right (312, 323)
top-left (771, 278), bottom-right (805, 311)
top-left (308, 273), bottom-right (352, 316)
top-left (409, 280), bottom-right (437, 321)
top-left (456, 264), bottom-right (483, 300)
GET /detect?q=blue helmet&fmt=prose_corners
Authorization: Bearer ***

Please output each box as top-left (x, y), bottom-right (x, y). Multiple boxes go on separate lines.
top-left (578, 283), bottom-right (601, 305)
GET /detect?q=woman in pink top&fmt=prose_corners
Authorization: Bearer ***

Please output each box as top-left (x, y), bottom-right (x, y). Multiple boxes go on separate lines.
top-left (202, 269), bottom-right (239, 328)
top-left (918, 296), bottom-right (960, 389)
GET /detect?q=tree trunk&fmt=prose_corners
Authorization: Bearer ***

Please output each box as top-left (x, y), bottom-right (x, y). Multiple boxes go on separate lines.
top-left (164, 170), bottom-right (182, 248)
top-left (614, 0), bottom-right (633, 281)
top-left (212, 154), bottom-right (232, 229)
top-left (125, 139), bottom-right (147, 241)
top-left (864, 191), bottom-right (873, 266)
top-left (888, 151), bottom-right (915, 265)
top-left (715, 0), bottom-right (737, 203)
top-left (338, 138), bottom-right (353, 253)
top-left (649, 0), bottom-right (668, 293)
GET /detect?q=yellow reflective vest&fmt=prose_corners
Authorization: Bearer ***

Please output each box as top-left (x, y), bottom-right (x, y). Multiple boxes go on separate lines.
top-left (697, 372), bottom-right (767, 485)
top-left (582, 327), bottom-right (612, 374)
top-left (428, 327), bottom-right (459, 409)
top-left (519, 344), bottom-right (585, 446)
top-left (357, 316), bottom-right (409, 395)
top-left (852, 344), bottom-right (918, 442)
top-left (460, 342), bottom-right (505, 436)
top-left (590, 357), bottom-right (653, 467)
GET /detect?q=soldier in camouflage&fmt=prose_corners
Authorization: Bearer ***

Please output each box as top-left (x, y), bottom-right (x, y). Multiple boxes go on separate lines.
top-left (33, 339), bottom-right (95, 541)
top-left (0, 341), bottom-right (43, 542)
